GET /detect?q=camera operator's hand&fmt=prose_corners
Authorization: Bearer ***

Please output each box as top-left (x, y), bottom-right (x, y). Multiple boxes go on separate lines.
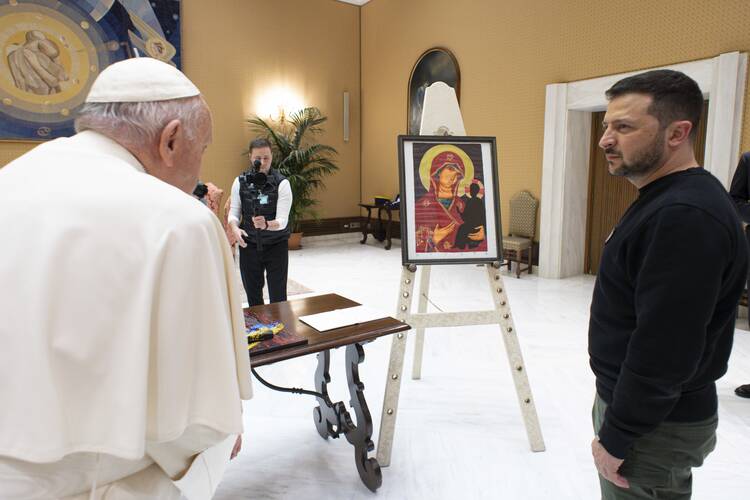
top-left (252, 216), bottom-right (268, 230)
top-left (230, 223), bottom-right (248, 248)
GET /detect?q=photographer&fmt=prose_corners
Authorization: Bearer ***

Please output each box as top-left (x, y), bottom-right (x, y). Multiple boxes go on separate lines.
top-left (228, 138), bottom-right (292, 306)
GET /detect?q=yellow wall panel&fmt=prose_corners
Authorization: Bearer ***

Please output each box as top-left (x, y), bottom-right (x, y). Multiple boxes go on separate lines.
top-left (0, 0), bottom-right (361, 220)
top-left (361, 0), bottom-right (750, 232)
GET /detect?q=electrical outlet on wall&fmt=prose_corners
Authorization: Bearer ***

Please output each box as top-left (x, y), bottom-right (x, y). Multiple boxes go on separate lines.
top-left (349, 221), bottom-right (361, 228)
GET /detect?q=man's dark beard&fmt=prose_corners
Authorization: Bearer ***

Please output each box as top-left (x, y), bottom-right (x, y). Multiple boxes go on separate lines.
top-left (605, 132), bottom-right (665, 179)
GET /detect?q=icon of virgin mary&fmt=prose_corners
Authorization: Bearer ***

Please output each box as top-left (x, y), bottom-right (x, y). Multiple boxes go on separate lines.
top-left (414, 150), bottom-right (486, 252)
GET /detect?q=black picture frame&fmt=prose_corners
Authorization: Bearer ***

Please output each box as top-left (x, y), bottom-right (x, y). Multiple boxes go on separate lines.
top-left (398, 135), bottom-right (503, 266)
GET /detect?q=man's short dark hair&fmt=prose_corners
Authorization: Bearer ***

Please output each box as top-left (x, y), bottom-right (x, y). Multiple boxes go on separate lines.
top-left (605, 69), bottom-right (704, 139)
top-left (249, 137), bottom-right (272, 153)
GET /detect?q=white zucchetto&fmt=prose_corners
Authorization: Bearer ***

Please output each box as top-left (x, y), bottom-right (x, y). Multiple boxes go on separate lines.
top-left (85, 56), bottom-right (200, 103)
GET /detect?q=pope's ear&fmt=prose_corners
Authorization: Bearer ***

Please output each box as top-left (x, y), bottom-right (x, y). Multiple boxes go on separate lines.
top-left (157, 119), bottom-right (182, 167)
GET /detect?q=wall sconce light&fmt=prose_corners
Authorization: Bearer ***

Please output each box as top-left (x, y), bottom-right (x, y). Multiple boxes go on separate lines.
top-left (256, 86), bottom-right (304, 121)
top-left (343, 91), bottom-right (350, 142)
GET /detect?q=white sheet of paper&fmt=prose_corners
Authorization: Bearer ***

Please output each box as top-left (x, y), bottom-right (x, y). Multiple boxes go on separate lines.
top-left (299, 305), bottom-right (389, 332)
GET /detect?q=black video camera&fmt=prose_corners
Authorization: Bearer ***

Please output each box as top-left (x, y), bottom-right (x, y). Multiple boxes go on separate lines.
top-left (192, 181), bottom-right (208, 199)
top-left (240, 159), bottom-right (268, 252)
top-left (240, 159), bottom-right (267, 188)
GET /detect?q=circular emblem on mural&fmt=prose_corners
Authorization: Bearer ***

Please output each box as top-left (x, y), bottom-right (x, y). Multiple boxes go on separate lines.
top-left (0, 0), bottom-right (117, 139)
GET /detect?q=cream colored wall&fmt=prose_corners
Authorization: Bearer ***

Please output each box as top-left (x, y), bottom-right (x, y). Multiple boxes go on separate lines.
top-left (5, 0), bottom-right (750, 229)
top-left (0, 0), bottom-right (361, 220)
top-left (360, 0), bottom-right (750, 233)
top-left (184, 0), bottom-right (360, 218)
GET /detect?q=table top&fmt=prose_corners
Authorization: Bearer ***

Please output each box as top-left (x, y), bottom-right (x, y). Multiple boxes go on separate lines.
top-left (247, 294), bottom-right (410, 367)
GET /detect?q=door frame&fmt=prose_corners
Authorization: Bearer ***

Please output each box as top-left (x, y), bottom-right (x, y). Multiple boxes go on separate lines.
top-left (539, 52), bottom-right (747, 278)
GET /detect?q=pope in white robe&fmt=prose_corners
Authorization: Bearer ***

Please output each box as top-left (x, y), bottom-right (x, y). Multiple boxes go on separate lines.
top-left (0, 58), bottom-right (252, 499)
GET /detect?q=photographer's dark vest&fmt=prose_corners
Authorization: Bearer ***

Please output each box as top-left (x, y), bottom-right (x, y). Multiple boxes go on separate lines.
top-left (238, 168), bottom-right (291, 244)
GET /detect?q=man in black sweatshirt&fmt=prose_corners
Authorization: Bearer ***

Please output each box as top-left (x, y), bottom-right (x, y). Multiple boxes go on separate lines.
top-left (728, 151), bottom-right (750, 399)
top-left (589, 69), bottom-right (748, 499)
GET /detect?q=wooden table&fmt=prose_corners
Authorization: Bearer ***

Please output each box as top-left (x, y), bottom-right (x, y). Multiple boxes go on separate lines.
top-left (247, 294), bottom-right (409, 492)
top-left (358, 203), bottom-right (394, 250)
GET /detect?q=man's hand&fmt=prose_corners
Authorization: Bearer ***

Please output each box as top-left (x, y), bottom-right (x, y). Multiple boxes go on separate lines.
top-left (433, 222), bottom-right (456, 244)
top-left (231, 224), bottom-right (248, 248)
top-left (468, 225), bottom-right (485, 241)
top-left (591, 437), bottom-right (629, 488)
top-left (230, 435), bottom-right (242, 460)
top-left (252, 216), bottom-right (267, 230)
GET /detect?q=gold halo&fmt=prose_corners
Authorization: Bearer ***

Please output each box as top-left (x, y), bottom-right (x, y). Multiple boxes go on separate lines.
top-left (418, 144), bottom-right (474, 192)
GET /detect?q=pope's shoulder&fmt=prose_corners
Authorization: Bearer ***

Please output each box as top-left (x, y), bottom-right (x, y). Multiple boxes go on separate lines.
top-left (0, 133), bottom-right (218, 233)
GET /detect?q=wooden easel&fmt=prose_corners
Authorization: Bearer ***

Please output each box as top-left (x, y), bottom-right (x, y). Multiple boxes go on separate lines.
top-left (376, 83), bottom-right (545, 467)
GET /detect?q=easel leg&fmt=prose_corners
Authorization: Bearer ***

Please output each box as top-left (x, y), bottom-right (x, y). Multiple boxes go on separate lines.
top-left (376, 265), bottom-right (416, 467)
top-left (486, 264), bottom-right (546, 451)
top-left (411, 265), bottom-right (432, 380)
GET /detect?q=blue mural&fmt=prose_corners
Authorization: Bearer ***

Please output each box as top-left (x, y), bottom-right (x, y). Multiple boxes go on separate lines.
top-left (0, 0), bottom-right (182, 140)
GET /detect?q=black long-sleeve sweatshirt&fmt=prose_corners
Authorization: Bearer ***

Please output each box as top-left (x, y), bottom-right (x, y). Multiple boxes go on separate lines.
top-left (729, 152), bottom-right (750, 223)
top-left (588, 167), bottom-right (748, 459)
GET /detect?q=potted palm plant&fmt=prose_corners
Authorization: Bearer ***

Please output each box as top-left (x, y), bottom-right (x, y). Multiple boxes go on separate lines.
top-left (246, 107), bottom-right (339, 249)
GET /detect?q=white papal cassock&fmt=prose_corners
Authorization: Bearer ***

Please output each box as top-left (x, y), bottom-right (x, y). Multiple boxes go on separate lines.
top-left (0, 130), bottom-right (252, 499)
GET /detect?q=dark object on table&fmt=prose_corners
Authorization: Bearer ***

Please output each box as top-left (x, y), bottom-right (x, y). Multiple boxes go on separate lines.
top-left (245, 310), bottom-right (307, 355)
top-left (388, 194), bottom-right (400, 209)
top-left (249, 330), bottom-right (307, 355)
top-left (247, 332), bottom-right (274, 343)
top-left (374, 196), bottom-right (390, 207)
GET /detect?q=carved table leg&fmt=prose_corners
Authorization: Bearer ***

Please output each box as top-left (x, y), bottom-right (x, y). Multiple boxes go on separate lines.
top-left (343, 342), bottom-right (382, 492)
top-left (313, 350), bottom-right (347, 439)
top-left (310, 345), bottom-right (382, 492)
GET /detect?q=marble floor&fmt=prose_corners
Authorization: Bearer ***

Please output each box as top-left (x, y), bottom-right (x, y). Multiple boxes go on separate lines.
top-left (215, 235), bottom-right (750, 500)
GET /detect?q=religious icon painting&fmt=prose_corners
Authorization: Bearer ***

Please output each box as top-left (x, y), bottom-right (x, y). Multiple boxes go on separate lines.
top-left (0, 0), bottom-right (182, 140)
top-left (398, 135), bottom-right (502, 265)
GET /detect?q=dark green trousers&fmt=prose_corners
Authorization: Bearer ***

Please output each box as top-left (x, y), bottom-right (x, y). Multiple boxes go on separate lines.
top-left (592, 394), bottom-right (718, 500)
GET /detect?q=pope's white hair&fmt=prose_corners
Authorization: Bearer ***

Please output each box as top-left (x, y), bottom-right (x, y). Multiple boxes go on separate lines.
top-left (74, 95), bottom-right (207, 148)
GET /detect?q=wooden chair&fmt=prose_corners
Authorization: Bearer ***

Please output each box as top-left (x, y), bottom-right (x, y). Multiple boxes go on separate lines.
top-left (502, 190), bottom-right (538, 278)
